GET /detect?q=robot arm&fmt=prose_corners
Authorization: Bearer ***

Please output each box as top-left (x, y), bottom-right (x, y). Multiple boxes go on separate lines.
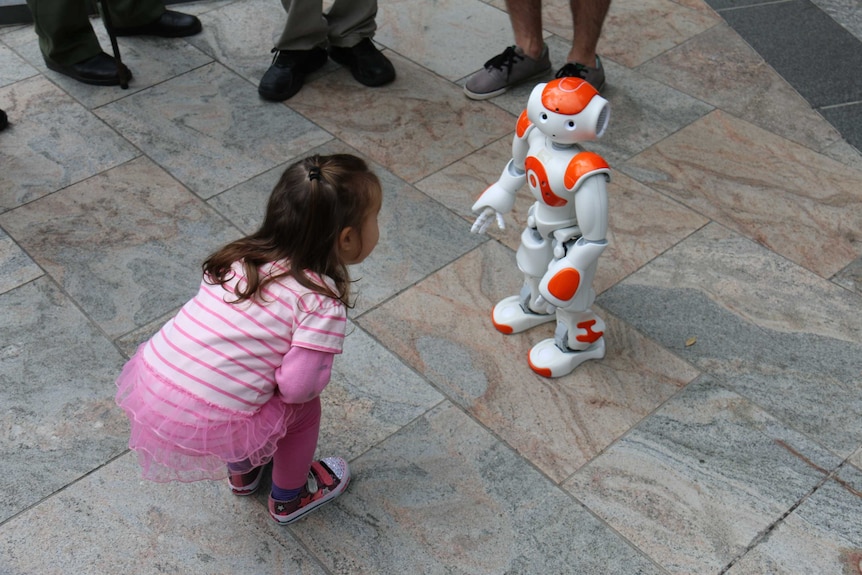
top-left (470, 158), bottom-right (526, 234)
top-left (470, 113), bottom-right (534, 234)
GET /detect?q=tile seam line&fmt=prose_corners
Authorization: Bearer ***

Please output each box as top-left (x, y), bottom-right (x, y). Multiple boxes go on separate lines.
top-left (713, 0), bottom-right (795, 13)
top-left (717, 459), bottom-right (847, 574)
top-left (0, 449), bottom-right (130, 529)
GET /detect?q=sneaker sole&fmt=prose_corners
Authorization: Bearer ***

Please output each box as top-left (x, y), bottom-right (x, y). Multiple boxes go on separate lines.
top-left (271, 474), bottom-right (350, 525)
top-left (463, 67), bottom-right (552, 101)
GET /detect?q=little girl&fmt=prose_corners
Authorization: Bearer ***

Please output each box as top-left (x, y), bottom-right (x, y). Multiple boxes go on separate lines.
top-left (115, 153), bottom-right (382, 524)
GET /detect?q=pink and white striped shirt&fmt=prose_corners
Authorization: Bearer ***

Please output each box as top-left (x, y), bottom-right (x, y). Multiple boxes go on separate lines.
top-left (143, 261), bottom-right (346, 412)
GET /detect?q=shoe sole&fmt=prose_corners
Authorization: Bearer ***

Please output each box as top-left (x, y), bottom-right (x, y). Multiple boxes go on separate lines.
top-left (463, 67), bottom-right (551, 101)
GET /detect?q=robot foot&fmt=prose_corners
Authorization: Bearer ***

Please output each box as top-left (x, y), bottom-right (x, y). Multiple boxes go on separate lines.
top-left (492, 295), bottom-right (555, 334)
top-left (527, 337), bottom-right (606, 378)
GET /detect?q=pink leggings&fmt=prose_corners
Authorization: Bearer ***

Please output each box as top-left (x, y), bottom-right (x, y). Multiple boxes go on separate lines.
top-left (229, 396), bottom-right (321, 490)
top-left (271, 396), bottom-right (321, 489)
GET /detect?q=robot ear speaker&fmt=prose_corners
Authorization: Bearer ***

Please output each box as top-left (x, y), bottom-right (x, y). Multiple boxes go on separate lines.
top-left (595, 104), bottom-right (610, 138)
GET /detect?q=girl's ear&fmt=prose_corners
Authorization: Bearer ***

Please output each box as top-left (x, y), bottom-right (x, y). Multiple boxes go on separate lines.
top-left (339, 226), bottom-right (360, 262)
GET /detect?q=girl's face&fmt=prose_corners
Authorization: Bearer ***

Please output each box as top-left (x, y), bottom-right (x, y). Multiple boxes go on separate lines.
top-left (341, 206), bottom-right (380, 265)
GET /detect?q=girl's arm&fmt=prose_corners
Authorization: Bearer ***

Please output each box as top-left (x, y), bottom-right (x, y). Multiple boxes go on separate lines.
top-left (274, 346), bottom-right (335, 404)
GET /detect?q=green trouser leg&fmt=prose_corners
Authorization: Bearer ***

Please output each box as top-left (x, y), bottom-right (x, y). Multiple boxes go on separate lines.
top-left (26, 0), bottom-right (164, 66)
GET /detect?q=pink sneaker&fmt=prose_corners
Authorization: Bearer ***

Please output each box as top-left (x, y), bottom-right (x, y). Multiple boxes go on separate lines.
top-left (228, 465), bottom-right (264, 496)
top-left (269, 457), bottom-right (350, 525)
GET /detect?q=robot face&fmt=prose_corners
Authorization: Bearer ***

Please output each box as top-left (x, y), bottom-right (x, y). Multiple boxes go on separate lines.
top-left (527, 77), bottom-right (609, 144)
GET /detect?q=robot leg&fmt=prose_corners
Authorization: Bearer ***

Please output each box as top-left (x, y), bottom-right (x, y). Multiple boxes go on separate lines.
top-left (491, 226), bottom-right (555, 334)
top-left (527, 309), bottom-right (606, 378)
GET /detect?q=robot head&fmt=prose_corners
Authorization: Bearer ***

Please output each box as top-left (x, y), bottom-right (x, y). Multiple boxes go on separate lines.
top-left (526, 77), bottom-right (609, 144)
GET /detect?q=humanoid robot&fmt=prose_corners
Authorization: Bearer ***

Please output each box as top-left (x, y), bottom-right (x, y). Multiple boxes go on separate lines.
top-left (471, 76), bottom-right (610, 378)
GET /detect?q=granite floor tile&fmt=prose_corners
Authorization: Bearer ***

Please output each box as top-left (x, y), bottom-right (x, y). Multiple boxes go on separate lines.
top-left (820, 101), bottom-right (862, 154)
top-left (810, 0), bottom-right (862, 39)
top-left (718, 0), bottom-right (862, 109)
top-left (320, 323), bottom-right (444, 461)
top-left (637, 23), bottom-right (844, 152)
top-left (0, 40), bottom-right (36, 88)
top-left (95, 62), bottom-right (332, 198)
top-left (0, 75), bottom-right (139, 212)
top-left (376, 0), bottom-right (517, 82)
top-left (598, 223), bottom-right (862, 458)
top-left (0, 277), bottom-right (129, 523)
top-left (287, 52), bottom-right (516, 184)
top-left (2, 23), bottom-right (213, 109)
top-left (565, 377), bottom-right (844, 575)
top-left (0, 156), bottom-right (240, 338)
top-left (359, 241), bottom-right (699, 482)
top-left (834, 256), bottom-right (862, 295)
top-left (725, 463), bottom-right (862, 575)
top-left (287, 401), bottom-right (667, 575)
top-left (0, 452), bottom-right (331, 575)
top-left (415, 137), bottom-right (709, 294)
top-left (621, 110), bottom-right (862, 279)
top-left (0, 227), bottom-right (41, 294)
top-left (599, 0), bottom-right (721, 69)
top-left (184, 0), bottom-right (326, 85)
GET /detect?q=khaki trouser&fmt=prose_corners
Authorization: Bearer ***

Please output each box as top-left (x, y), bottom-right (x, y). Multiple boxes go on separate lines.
top-left (276, 0), bottom-right (378, 50)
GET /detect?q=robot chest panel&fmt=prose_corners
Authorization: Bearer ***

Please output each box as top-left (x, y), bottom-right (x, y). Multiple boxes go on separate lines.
top-left (524, 148), bottom-right (577, 208)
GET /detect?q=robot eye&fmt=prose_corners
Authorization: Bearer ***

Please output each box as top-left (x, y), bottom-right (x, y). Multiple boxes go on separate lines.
top-left (566, 120), bottom-right (576, 130)
top-left (540, 113), bottom-right (548, 122)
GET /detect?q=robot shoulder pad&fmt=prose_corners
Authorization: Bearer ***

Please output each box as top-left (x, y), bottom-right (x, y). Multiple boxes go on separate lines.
top-left (564, 151), bottom-right (610, 191)
top-left (516, 109), bottom-right (532, 138)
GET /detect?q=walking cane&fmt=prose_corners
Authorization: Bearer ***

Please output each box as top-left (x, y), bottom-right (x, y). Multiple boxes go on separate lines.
top-left (94, 0), bottom-right (130, 89)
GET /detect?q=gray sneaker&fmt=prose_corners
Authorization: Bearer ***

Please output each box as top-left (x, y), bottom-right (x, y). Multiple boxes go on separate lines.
top-left (554, 55), bottom-right (606, 92)
top-left (464, 45), bottom-right (552, 100)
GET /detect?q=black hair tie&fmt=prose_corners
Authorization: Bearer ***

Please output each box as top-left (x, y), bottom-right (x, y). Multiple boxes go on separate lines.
top-left (308, 167), bottom-right (321, 181)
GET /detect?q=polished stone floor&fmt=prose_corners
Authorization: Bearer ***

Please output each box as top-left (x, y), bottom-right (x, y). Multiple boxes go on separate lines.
top-left (1, 0), bottom-right (861, 573)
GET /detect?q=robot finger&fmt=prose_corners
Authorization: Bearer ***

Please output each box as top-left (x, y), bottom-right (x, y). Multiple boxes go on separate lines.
top-left (495, 212), bottom-right (506, 230)
top-left (470, 207), bottom-right (495, 234)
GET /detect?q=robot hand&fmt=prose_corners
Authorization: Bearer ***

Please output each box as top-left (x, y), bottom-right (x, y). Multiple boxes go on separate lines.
top-left (471, 207), bottom-right (506, 234)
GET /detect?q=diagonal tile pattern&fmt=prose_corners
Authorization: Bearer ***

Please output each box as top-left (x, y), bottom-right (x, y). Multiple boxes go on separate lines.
top-left (1, 0), bottom-right (860, 573)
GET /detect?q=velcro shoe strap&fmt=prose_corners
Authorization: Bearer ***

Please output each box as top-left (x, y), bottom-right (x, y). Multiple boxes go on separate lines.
top-left (311, 461), bottom-right (336, 489)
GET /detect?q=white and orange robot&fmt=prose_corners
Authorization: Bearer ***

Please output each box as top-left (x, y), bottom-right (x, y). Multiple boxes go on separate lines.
top-left (471, 77), bottom-right (610, 378)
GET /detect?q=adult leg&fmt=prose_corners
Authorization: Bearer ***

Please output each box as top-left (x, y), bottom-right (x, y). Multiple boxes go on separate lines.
top-left (26, 0), bottom-right (101, 66)
top-left (463, 0), bottom-right (549, 99)
top-left (326, 0), bottom-right (394, 86)
top-left (325, 0), bottom-right (377, 48)
top-left (104, 0), bottom-right (163, 29)
top-left (505, 0), bottom-right (544, 60)
top-left (567, 0), bottom-right (611, 67)
top-left (276, 0), bottom-right (328, 51)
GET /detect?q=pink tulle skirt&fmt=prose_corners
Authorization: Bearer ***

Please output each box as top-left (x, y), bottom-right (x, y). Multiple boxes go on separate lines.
top-left (115, 348), bottom-right (295, 483)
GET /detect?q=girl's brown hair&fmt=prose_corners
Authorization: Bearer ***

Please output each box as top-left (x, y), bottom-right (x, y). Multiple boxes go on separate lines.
top-left (203, 154), bottom-right (382, 305)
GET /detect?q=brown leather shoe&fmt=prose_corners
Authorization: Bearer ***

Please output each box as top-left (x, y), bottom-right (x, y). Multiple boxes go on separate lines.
top-left (45, 52), bottom-right (132, 86)
top-left (113, 10), bottom-right (202, 38)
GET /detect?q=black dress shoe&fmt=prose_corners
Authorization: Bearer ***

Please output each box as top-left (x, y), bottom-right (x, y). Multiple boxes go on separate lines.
top-left (329, 38), bottom-right (395, 87)
top-left (258, 48), bottom-right (328, 102)
top-left (45, 52), bottom-right (132, 86)
top-left (0, 109), bottom-right (7, 132)
top-left (113, 10), bottom-right (202, 38)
